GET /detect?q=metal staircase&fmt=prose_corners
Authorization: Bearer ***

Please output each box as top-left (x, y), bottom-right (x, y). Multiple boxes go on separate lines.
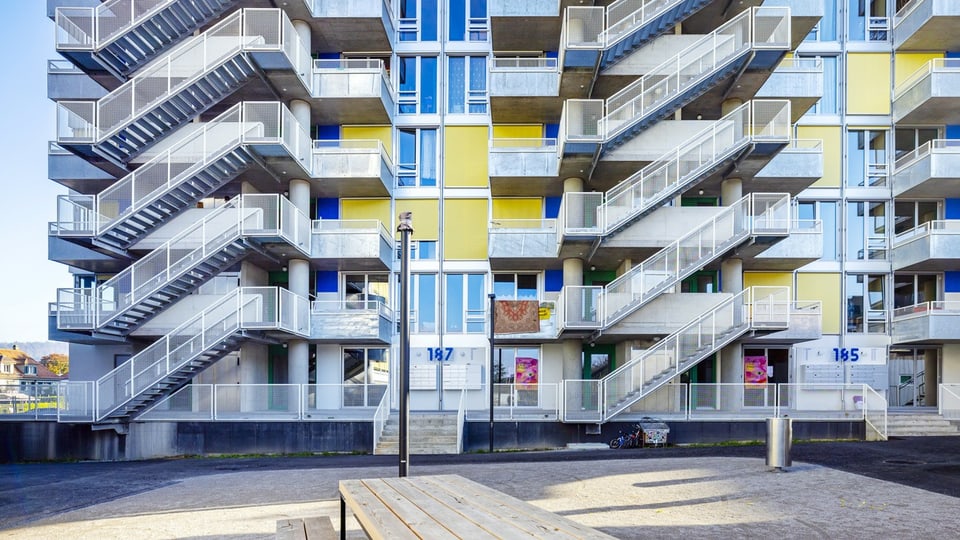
top-left (55, 194), bottom-right (311, 339)
top-left (600, 0), bottom-right (715, 69)
top-left (55, 0), bottom-right (238, 79)
top-left (562, 287), bottom-right (790, 422)
top-left (52, 102), bottom-right (311, 252)
top-left (56, 8), bottom-right (311, 167)
top-left (93, 286), bottom-right (310, 423)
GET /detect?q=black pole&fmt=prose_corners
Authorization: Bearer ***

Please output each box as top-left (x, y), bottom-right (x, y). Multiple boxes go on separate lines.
top-left (488, 293), bottom-right (496, 453)
top-left (398, 212), bottom-right (413, 477)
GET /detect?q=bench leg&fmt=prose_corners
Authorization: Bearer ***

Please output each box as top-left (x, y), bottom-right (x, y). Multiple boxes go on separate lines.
top-left (340, 495), bottom-right (346, 540)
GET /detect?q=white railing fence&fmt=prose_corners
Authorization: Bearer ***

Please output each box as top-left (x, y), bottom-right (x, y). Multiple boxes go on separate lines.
top-left (940, 384), bottom-right (960, 420)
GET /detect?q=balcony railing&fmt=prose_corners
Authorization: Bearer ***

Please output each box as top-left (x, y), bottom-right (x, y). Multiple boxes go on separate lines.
top-left (491, 57), bottom-right (558, 70)
top-left (312, 139), bottom-right (395, 177)
top-left (55, 0), bottom-right (184, 50)
top-left (896, 58), bottom-right (960, 99)
top-left (893, 220), bottom-right (960, 247)
top-left (313, 58), bottom-right (395, 97)
top-left (894, 139), bottom-right (960, 171)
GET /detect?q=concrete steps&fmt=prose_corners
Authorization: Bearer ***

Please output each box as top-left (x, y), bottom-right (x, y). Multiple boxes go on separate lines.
top-left (375, 413), bottom-right (461, 455)
top-left (886, 410), bottom-right (960, 437)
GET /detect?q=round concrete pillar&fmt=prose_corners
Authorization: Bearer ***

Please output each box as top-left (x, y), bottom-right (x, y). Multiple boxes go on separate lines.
top-left (563, 177), bottom-right (584, 193)
top-left (721, 98), bottom-right (744, 117)
top-left (563, 257), bottom-right (584, 288)
top-left (721, 177), bottom-right (742, 206)
top-left (563, 340), bottom-right (583, 382)
top-left (290, 99), bottom-right (311, 133)
top-left (288, 340), bottom-right (309, 386)
top-left (721, 257), bottom-right (743, 294)
top-left (289, 178), bottom-right (311, 216)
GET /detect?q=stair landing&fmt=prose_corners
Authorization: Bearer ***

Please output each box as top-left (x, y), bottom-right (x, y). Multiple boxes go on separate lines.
top-left (886, 408), bottom-right (960, 437)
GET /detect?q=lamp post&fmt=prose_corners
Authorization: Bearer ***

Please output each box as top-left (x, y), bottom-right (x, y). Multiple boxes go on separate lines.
top-left (397, 211), bottom-right (413, 477)
top-left (488, 293), bottom-right (495, 453)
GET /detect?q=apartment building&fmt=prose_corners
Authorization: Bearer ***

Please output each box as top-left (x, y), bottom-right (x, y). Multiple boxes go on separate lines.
top-left (40, 0), bottom-right (960, 454)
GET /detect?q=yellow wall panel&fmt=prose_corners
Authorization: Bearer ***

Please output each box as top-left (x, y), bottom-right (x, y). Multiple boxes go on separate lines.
top-left (492, 124), bottom-right (542, 147)
top-left (492, 198), bottom-right (542, 219)
top-left (342, 125), bottom-right (392, 154)
top-left (341, 199), bottom-right (391, 230)
top-left (744, 272), bottom-right (792, 289)
top-left (796, 273), bottom-right (841, 335)
top-left (396, 199), bottom-right (439, 241)
top-left (895, 53), bottom-right (943, 89)
top-left (797, 125), bottom-right (841, 187)
top-left (846, 54), bottom-right (891, 115)
top-left (443, 199), bottom-right (488, 259)
top-left (444, 126), bottom-right (489, 187)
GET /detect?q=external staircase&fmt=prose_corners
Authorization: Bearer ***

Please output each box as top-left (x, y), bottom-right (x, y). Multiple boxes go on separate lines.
top-left (55, 0), bottom-right (238, 79)
top-left (375, 413), bottom-right (462, 455)
top-left (562, 286), bottom-right (790, 422)
top-left (92, 286), bottom-right (309, 423)
top-left (55, 194), bottom-right (310, 339)
top-left (56, 8), bottom-right (311, 167)
top-left (886, 409), bottom-right (960, 437)
top-left (52, 101), bottom-right (311, 253)
top-left (599, 0), bottom-right (715, 69)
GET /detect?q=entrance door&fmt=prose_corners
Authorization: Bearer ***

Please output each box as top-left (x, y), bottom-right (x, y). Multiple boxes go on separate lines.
top-left (889, 348), bottom-right (937, 407)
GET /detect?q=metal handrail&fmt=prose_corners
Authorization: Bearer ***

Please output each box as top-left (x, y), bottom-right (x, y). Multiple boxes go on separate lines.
top-left (940, 384), bottom-right (960, 420)
top-left (94, 287), bottom-right (309, 421)
top-left (602, 7), bottom-right (789, 141)
top-left (312, 138), bottom-right (395, 169)
top-left (489, 219), bottom-right (557, 231)
top-left (311, 299), bottom-right (395, 321)
top-left (775, 57), bottom-right (823, 71)
top-left (55, 0), bottom-right (183, 50)
top-left (372, 386), bottom-right (391, 450)
top-left (57, 9), bottom-right (310, 145)
top-left (862, 384), bottom-right (888, 440)
top-left (893, 219), bottom-right (960, 246)
top-left (895, 58), bottom-right (960, 98)
top-left (56, 194), bottom-right (310, 331)
top-left (892, 301), bottom-right (960, 319)
top-left (894, 139), bottom-right (960, 171)
top-left (894, 0), bottom-right (924, 24)
top-left (490, 57), bottom-right (558, 70)
top-left (456, 388), bottom-right (467, 454)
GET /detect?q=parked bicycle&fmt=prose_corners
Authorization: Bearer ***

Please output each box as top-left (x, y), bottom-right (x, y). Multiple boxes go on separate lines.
top-left (609, 424), bottom-right (643, 449)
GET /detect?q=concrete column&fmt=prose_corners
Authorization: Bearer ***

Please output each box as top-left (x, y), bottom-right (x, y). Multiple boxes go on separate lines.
top-left (289, 178), bottom-right (311, 216)
top-left (290, 99), bottom-right (311, 133)
top-left (292, 20), bottom-right (311, 52)
top-left (562, 340), bottom-right (583, 382)
top-left (721, 177), bottom-right (742, 206)
top-left (924, 349), bottom-right (939, 407)
top-left (561, 176), bottom-right (586, 382)
top-left (563, 177), bottom-right (584, 193)
top-left (562, 257), bottom-right (584, 288)
top-left (287, 258), bottom-right (310, 385)
top-left (721, 98), bottom-right (744, 117)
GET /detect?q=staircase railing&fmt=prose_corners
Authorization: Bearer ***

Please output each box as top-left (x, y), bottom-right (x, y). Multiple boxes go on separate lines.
top-left (56, 194), bottom-right (311, 331)
top-left (940, 384), bottom-right (960, 420)
top-left (603, 0), bottom-right (694, 48)
top-left (603, 100), bottom-right (790, 232)
top-left (600, 193), bottom-right (790, 325)
top-left (862, 384), bottom-right (889, 441)
top-left (53, 102), bottom-right (310, 240)
top-left (56, 8), bottom-right (311, 145)
top-left (602, 7), bottom-right (789, 141)
top-left (56, 0), bottom-right (193, 50)
top-left (95, 286), bottom-right (309, 421)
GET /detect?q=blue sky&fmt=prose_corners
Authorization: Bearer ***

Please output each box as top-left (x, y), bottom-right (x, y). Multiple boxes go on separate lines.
top-left (0, 2), bottom-right (73, 342)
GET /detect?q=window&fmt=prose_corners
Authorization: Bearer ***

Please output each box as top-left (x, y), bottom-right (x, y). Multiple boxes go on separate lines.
top-left (343, 348), bottom-right (389, 407)
top-left (396, 240), bottom-right (438, 259)
top-left (397, 56), bottom-right (437, 114)
top-left (23, 365), bottom-right (37, 376)
top-left (398, 0), bottom-right (438, 42)
top-left (893, 274), bottom-right (938, 309)
top-left (846, 201), bottom-right (887, 260)
top-left (493, 273), bottom-right (538, 299)
top-left (0, 363), bottom-right (11, 374)
top-left (448, 56), bottom-right (487, 114)
top-left (445, 274), bottom-right (486, 333)
top-left (895, 127), bottom-right (939, 161)
top-left (894, 200), bottom-right (938, 236)
top-left (848, 0), bottom-right (889, 41)
top-left (411, 274), bottom-right (437, 333)
top-left (804, 56), bottom-right (838, 115)
top-left (847, 130), bottom-right (887, 187)
top-left (797, 201), bottom-right (839, 260)
top-left (397, 128), bottom-right (437, 187)
top-left (804, 0), bottom-right (837, 41)
top-left (846, 274), bottom-right (886, 333)
top-left (449, 0), bottom-right (488, 41)
top-left (343, 274), bottom-right (390, 308)
top-left (492, 347), bottom-right (541, 406)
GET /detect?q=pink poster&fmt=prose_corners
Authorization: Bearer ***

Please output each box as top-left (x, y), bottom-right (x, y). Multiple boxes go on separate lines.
top-left (515, 357), bottom-right (538, 390)
top-left (744, 356), bottom-right (768, 385)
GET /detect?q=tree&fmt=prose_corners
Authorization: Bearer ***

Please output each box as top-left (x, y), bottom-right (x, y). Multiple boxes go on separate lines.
top-left (40, 353), bottom-right (69, 376)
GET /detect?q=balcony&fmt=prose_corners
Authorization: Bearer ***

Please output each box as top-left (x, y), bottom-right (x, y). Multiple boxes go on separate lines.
top-left (311, 140), bottom-right (394, 197)
top-left (892, 302), bottom-right (960, 344)
top-left (312, 59), bottom-right (394, 124)
top-left (753, 139), bottom-right (823, 194)
top-left (762, 0), bottom-right (825, 49)
top-left (756, 58), bottom-right (823, 121)
top-left (488, 219), bottom-right (559, 270)
top-left (753, 301), bottom-right (823, 344)
top-left (894, 0), bottom-right (960, 51)
top-left (894, 59), bottom-right (960, 124)
top-left (310, 299), bottom-right (393, 344)
top-left (489, 0), bottom-right (563, 52)
top-left (488, 138), bottom-right (560, 196)
top-left (47, 59), bottom-right (107, 100)
top-left (310, 219), bottom-right (394, 270)
top-left (892, 139), bottom-right (960, 198)
top-left (48, 142), bottom-right (115, 194)
top-left (492, 301), bottom-right (561, 344)
top-left (891, 220), bottom-right (960, 271)
top-left (308, 0), bottom-right (395, 52)
top-left (489, 57), bottom-right (561, 123)
top-left (745, 219), bottom-right (823, 270)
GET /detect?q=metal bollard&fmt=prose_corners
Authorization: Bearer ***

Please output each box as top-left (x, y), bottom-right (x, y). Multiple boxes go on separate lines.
top-left (766, 417), bottom-right (792, 471)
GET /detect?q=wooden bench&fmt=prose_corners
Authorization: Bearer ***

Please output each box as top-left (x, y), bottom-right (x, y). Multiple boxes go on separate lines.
top-left (276, 515), bottom-right (337, 540)
top-left (339, 474), bottom-right (616, 539)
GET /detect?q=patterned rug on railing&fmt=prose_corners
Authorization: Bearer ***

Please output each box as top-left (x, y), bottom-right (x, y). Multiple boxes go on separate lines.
top-left (495, 300), bottom-right (540, 334)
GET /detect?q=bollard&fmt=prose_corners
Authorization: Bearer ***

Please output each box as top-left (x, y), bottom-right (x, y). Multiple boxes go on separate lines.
top-left (766, 417), bottom-right (792, 471)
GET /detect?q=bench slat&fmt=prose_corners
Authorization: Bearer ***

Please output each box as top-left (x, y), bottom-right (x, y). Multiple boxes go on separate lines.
top-left (340, 480), bottom-right (420, 540)
top-left (378, 477), bottom-right (504, 539)
top-left (360, 479), bottom-right (461, 539)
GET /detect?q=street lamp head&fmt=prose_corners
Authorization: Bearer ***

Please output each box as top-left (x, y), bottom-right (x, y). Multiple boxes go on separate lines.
top-left (397, 211), bottom-right (414, 233)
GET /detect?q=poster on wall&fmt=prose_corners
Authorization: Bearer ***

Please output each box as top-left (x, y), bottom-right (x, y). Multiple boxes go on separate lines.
top-left (744, 355), bottom-right (768, 386)
top-left (515, 357), bottom-right (538, 390)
